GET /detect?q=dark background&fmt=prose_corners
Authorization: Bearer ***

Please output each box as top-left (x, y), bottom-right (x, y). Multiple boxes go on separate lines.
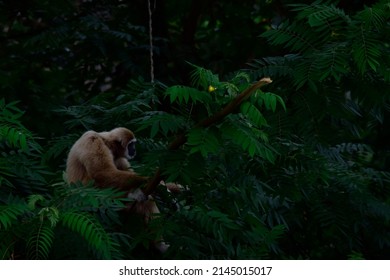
top-left (0, 0), bottom-right (389, 259)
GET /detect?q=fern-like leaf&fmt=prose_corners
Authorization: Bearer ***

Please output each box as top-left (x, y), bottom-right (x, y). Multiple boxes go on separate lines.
top-left (165, 86), bottom-right (212, 105)
top-left (292, 56), bottom-right (321, 91)
top-left (187, 127), bottom-right (220, 157)
top-left (44, 134), bottom-right (80, 161)
top-left (55, 182), bottom-right (127, 211)
top-left (0, 99), bottom-right (33, 151)
top-left (351, 26), bottom-right (381, 73)
top-left (240, 101), bottom-right (267, 126)
top-left (132, 111), bottom-right (188, 138)
top-left (161, 151), bottom-right (204, 184)
top-left (316, 43), bottom-right (349, 81)
top-left (189, 63), bottom-right (220, 90)
top-left (0, 201), bottom-right (28, 230)
top-left (247, 55), bottom-right (295, 79)
top-left (61, 211), bottom-right (115, 259)
top-left (261, 21), bottom-right (319, 53)
top-left (356, 4), bottom-right (388, 30)
top-left (291, 2), bottom-right (350, 28)
top-left (256, 92), bottom-right (287, 112)
top-left (27, 194), bottom-right (46, 210)
top-left (222, 117), bottom-right (275, 161)
top-left (0, 126), bottom-right (28, 151)
top-left (27, 222), bottom-right (54, 260)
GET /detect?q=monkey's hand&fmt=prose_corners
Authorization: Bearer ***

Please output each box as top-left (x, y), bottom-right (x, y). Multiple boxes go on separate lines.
top-left (160, 181), bottom-right (184, 194)
top-left (127, 188), bottom-right (148, 202)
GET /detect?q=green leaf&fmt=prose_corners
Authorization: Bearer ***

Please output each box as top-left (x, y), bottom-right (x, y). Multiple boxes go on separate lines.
top-left (240, 101), bottom-right (267, 126)
top-left (27, 195), bottom-right (45, 210)
top-left (352, 26), bottom-right (381, 74)
top-left (261, 21), bottom-right (319, 52)
top-left (133, 111), bottom-right (187, 138)
top-left (165, 86), bottom-right (212, 104)
top-left (222, 117), bottom-right (275, 162)
top-left (188, 63), bottom-right (220, 90)
top-left (258, 92), bottom-right (285, 112)
top-left (61, 211), bottom-right (114, 259)
top-left (162, 152), bottom-right (199, 185)
top-left (27, 222), bottom-right (54, 260)
top-left (187, 128), bottom-right (220, 157)
top-left (0, 202), bottom-right (28, 230)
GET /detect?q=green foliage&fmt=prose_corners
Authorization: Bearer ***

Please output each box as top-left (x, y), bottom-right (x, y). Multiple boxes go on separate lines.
top-left (250, 0), bottom-right (390, 259)
top-left (0, 103), bottom-right (131, 259)
top-left (61, 211), bottom-right (119, 259)
top-left (0, 180), bottom-right (130, 259)
top-left (221, 116), bottom-right (275, 160)
top-left (165, 86), bottom-right (212, 104)
top-left (133, 111), bottom-right (188, 138)
top-left (0, 0), bottom-right (151, 136)
top-left (1, 0), bottom-right (389, 260)
top-left (27, 222), bottom-right (55, 260)
top-left (187, 128), bottom-right (220, 157)
top-left (46, 63), bottom-right (285, 259)
top-left (260, 0), bottom-right (390, 89)
top-left (0, 100), bottom-right (48, 193)
top-left (0, 100), bottom-right (31, 151)
top-left (0, 197), bottom-right (29, 230)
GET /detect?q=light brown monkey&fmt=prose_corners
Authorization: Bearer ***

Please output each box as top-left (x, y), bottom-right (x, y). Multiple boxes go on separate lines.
top-left (65, 127), bottom-right (169, 252)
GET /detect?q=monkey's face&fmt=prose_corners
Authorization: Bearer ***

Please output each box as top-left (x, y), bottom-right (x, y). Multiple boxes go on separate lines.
top-left (125, 139), bottom-right (137, 160)
top-left (105, 127), bottom-right (137, 160)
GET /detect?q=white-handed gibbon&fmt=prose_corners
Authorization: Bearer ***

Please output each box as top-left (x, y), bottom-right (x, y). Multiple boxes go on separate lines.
top-left (65, 127), bottom-right (169, 253)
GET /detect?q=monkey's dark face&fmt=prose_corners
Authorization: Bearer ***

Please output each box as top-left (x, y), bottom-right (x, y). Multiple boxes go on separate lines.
top-left (126, 139), bottom-right (137, 160)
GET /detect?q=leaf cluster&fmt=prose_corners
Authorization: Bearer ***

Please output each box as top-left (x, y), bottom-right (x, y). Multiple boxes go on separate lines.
top-left (247, 0), bottom-right (390, 259)
top-left (1, 0), bottom-right (389, 260)
top-left (44, 64), bottom-right (285, 258)
top-left (258, 0), bottom-right (390, 90)
top-left (0, 181), bottom-right (132, 259)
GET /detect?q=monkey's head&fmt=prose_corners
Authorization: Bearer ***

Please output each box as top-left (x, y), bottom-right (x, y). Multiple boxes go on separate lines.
top-left (102, 127), bottom-right (137, 160)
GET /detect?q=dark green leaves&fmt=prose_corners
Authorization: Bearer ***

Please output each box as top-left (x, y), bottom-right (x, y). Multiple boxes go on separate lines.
top-left (61, 211), bottom-right (120, 259)
top-left (240, 101), bottom-right (267, 126)
top-left (351, 26), bottom-right (381, 73)
top-left (261, 21), bottom-right (319, 53)
top-left (165, 86), bottom-right (212, 104)
top-left (133, 111), bottom-right (188, 138)
top-left (291, 2), bottom-right (350, 28)
top-left (222, 117), bottom-right (275, 161)
top-left (189, 62), bottom-right (220, 90)
top-left (256, 92), bottom-right (287, 112)
top-left (0, 99), bottom-right (32, 151)
top-left (161, 151), bottom-right (204, 184)
top-left (0, 201), bottom-right (29, 230)
top-left (187, 128), bottom-right (220, 157)
top-left (261, 0), bottom-right (390, 85)
top-left (27, 222), bottom-right (54, 260)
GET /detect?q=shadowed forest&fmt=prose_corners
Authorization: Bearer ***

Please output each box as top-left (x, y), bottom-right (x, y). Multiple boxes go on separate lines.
top-left (0, 0), bottom-right (389, 259)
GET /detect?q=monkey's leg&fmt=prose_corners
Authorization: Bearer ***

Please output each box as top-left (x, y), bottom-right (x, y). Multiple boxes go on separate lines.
top-left (132, 199), bottom-right (170, 253)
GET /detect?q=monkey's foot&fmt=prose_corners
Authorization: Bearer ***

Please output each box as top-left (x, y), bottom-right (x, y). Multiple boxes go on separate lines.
top-left (154, 241), bottom-right (170, 253)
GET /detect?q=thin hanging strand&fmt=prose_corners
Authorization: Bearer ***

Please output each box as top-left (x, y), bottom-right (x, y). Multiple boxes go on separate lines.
top-left (148, 0), bottom-right (154, 83)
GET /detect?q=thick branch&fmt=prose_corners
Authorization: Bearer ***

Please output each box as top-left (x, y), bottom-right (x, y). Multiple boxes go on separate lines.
top-left (197, 77), bottom-right (272, 128)
top-left (143, 77), bottom-right (272, 195)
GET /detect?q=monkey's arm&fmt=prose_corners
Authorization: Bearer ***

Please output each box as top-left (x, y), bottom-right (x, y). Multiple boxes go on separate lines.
top-left (81, 140), bottom-right (148, 191)
top-left (91, 165), bottom-right (148, 190)
top-left (115, 157), bottom-right (132, 171)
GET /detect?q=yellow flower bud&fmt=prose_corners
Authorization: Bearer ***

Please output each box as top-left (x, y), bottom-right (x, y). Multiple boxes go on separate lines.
top-left (208, 85), bottom-right (217, 92)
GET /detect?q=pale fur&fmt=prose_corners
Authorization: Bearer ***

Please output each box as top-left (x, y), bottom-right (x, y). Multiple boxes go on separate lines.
top-left (65, 127), bottom-right (169, 252)
top-left (66, 128), bottom-right (147, 189)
